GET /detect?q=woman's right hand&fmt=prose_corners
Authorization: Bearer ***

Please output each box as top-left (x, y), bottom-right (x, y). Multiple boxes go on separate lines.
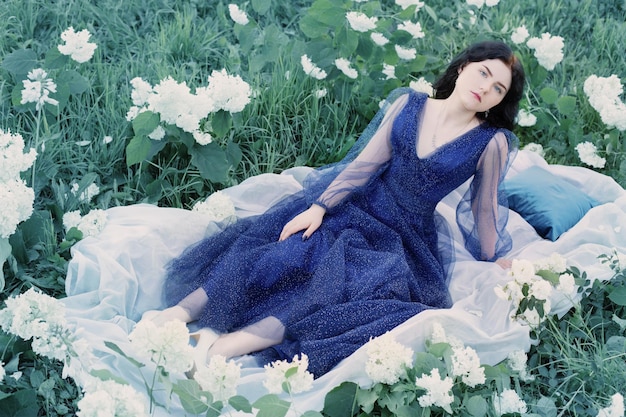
top-left (279, 204), bottom-right (326, 241)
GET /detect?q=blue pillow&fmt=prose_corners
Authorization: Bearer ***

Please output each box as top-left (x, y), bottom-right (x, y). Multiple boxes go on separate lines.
top-left (504, 166), bottom-right (599, 241)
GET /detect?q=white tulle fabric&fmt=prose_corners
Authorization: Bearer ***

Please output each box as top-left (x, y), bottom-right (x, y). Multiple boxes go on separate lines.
top-left (62, 151), bottom-right (626, 415)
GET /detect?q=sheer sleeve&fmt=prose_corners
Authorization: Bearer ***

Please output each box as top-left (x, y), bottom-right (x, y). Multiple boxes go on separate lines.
top-left (456, 130), bottom-right (518, 261)
top-left (303, 88), bottom-right (413, 212)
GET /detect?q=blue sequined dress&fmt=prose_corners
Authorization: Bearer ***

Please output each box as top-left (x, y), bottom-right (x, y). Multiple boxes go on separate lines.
top-left (165, 90), bottom-right (517, 376)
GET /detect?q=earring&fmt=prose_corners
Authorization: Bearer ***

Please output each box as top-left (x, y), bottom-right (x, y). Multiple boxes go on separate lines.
top-left (484, 109), bottom-right (490, 118)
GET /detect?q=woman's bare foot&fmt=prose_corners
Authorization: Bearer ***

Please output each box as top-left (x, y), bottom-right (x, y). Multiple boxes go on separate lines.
top-left (139, 306), bottom-right (193, 326)
top-left (186, 328), bottom-right (220, 377)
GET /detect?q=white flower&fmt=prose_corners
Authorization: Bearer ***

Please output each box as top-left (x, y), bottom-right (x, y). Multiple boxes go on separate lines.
top-left (598, 393), bottom-right (625, 417)
top-left (201, 69), bottom-right (252, 113)
top-left (522, 142), bottom-right (545, 157)
top-left (103, 135), bottom-right (113, 144)
top-left (147, 77), bottom-right (197, 129)
top-left (263, 354), bottom-right (314, 394)
top-left (58, 27), bottom-right (97, 63)
top-left (415, 368), bottom-right (454, 412)
top-left (228, 4), bottom-right (249, 25)
top-left (509, 259), bottom-right (536, 283)
top-left (429, 322), bottom-right (463, 348)
top-left (534, 253), bottom-right (567, 274)
top-left (129, 319), bottom-right (194, 374)
top-left (346, 11), bottom-right (378, 32)
top-left (485, 0), bottom-right (500, 5)
top-left (21, 68), bottom-right (59, 111)
top-left (382, 63), bottom-right (396, 80)
top-left (530, 279), bottom-right (553, 301)
top-left (556, 273), bottom-right (576, 296)
top-left (398, 21), bottom-right (425, 39)
top-left (0, 130), bottom-right (37, 182)
top-left (334, 58), bottom-right (358, 79)
top-left (511, 25), bottom-right (529, 44)
top-left (466, 0), bottom-right (484, 6)
top-left (193, 130), bottom-right (213, 145)
top-left (130, 77), bottom-right (153, 106)
top-left (583, 74), bottom-right (626, 131)
top-left (62, 210), bottom-right (82, 231)
top-left (63, 209), bottom-right (107, 238)
top-left (410, 77), bottom-right (434, 96)
top-left (450, 345), bottom-right (485, 387)
top-left (395, 45), bottom-right (417, 60)
top-left (517, 109), bottom-right (537, 127)
top-left (526, 33), bottom-right (565, 71)
top-left (314, 88), bottom-right (328, 99)
top-left (575, 141), bottom-right (606, 168)
top-left (0, 179), bottom-right (34, 238)
top-left (0, 362), bottom-right (5, 382)
top-left (192, 191), bottom-right (237, 224)
top-left (300, 55), bottom-right (328, 80)
top-left (370, 32), bottom-right (389, 46)
top-left (395, 0), bottom-right (425, 10)
top-left (77, 379), bottom-right (149, 417)
top-left (71, 182), bottom-right (100, 203)
top-left (365, 332), bottom-right (414, 384)
top-left (507, 350), bottom-right (534, 381)
top-left (194, 355), bottom-right (242, 402)
top-left (148, 125), bottom-right (166, 140)
top-left (494, 389), bottom-right (528, 416)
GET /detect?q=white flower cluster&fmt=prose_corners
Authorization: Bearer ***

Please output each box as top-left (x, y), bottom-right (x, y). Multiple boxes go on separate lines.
top-left (0, 130), bottom-right (36, 238)
top-left (300, 55), bottom-right (328, 80)
top-left (506, 350), bottom-right (534, 381)
top-left (493, 389), bottom-right (528, 416)
top-left (128, 319), bottom-right (194, 374)
top-left (526, 33), bottom-right (565, 71)
top-left (494, 254), bottom-right (575, 327)
top-left (263, 353), bottom-right (314, 394)
top-left (21, 68), bottom-right (59, 111)
top-left (517, 109), bottom-right (537, 127)
top-left (365, 332), bottom-right (414, 385)
top-left (510, 25), bottom-right (530, 45)
top-left (466, 0), bottom-right (500, 7)
top-left (346, 11), bottom-right (378, 33)
top-left (410, 77), bottom-right (434, 96)
top-left (70, 182), bottom-right (100, 203)
top-left (57, 27), bottom-right (97, 63)
top-left (450, 345), bottom-right (485, 387)
top-left (194, 354), bottom-right (242, 402)
top-left (63, 209), bottom-right (107, 238)
top-left (583, 74), bottom-right (626, 131)
top-left (415, 368), bottom-right (454, 412)
top-left (127, 69), bottom-right (251, 145)
top-left (597, 393), bottom-right (625, 417)
top-left (575, 141), bottom-right (606, 169)
top-left (0, 361), bottom-right (5, 382)
top-left (395, 0), bottom-right (425, 10)
top-left (228, 4), bottom-right (249, 25)
top-left (522, 142), bottom-right (545, 157)
top-left (77, 379), bottom-right (149, 417)
top-left (192, 190), bottom-right (237, 224)
top-left (334, 58), bottom-right (358, 79)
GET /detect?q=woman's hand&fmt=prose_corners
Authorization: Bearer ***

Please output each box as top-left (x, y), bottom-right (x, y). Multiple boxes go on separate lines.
top-left (279, 204), bottom-right (326, 241)
top-left (495, 258), bottom-right (512, 269)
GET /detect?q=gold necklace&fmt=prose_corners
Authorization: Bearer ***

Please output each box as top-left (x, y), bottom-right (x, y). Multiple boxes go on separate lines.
top-left (431, 103), bottom-right (475, 149)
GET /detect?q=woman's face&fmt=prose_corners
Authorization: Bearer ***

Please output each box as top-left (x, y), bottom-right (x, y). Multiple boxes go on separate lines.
top-left (454, 59), bottom-right (513, 113)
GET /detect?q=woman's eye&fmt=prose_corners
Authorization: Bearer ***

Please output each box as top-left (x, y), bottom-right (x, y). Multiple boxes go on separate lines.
top-left (479, 70), bottom-right (487, 77)
top-left (494, 86), bottom-right (502, 94)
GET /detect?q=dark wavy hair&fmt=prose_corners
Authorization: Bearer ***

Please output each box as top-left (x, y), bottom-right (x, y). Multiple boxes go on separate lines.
top-left (432, 41), bottom-right (525, 131)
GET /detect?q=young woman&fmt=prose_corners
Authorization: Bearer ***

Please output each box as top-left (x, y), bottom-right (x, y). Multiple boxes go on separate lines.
top-left (142, 40), bottom-right (526, 377)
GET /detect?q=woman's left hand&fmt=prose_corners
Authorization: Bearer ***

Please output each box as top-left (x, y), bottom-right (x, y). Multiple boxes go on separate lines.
top-left (495, 258), bottom-right (512, 269)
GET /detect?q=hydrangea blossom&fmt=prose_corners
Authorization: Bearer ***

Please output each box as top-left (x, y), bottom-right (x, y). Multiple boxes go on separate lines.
top-left (522, 142), bottom-right (545, 157)
top-left (511, 25), bottom-right (529, 44)
top-left (263, 354), bottom-right (314, 394)
top-left (597, 393), bottom-right (625, 417)
top-left (130, 77), bottom-right (153, 106)
top-left (70, 182), bottom-right (100, 203)
top-left (410, 77), bottom-right (434, 96)
top-left (200, 69), bottom-right (252, 113)
top-left (382, 64), bottom-right (396, 80)
top-left (300, 55), bottom-right (328, 80)
top-left (526, 33), bottom-right (565, 71)
top-left (228, 4), bottom-right (249, 25)
top-left (77, 379), bottom-right (149, 417)
top-left (371, 33), bottom-right (390, 46)
top-left (414, 368), bottom-right (454, 412)
top-left (583, 74), bottom-right (626, 131)
top-left (21, 68), bottom-right (59, 110)
top-left (450, 345), bottom-right (485, 387)
top-left (398, 21), bottom-right (425, 39)
top-left (194, 355), bottom-right (242, 402)
top-left (334, 58), bottom-right (358, 79)
top-left (0, 130), bottom-right (37, 182)
top-left (507, 350), bottom-right (534, 381)
top-left (395, 0), bottom-right (425, 10)
top-left (346, 11), bottom-right (378, 32)
top-left (0, 179), bottom-right (34, 238)
top-left (63, 209), bottom-right (107, 238)
top-left (192, 190), bottom-right (237, 224)
top-left (517, 109), bottom-right (537, 127)
top-left (58, 27), bottom-right (97, 63)
top-left (395, 45), bottom-right (417, 60)
top-left (493, 389), bottom-right (528, 416)
top-left (128, 319), bottom-right (194, 374)
top-left (575, 141), bottom-right (606, 169)
top-left (365, 332), bottom-right (414, 384)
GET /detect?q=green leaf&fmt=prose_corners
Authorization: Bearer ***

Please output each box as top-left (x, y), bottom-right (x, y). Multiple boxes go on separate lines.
top-left (44, 47), bottom-right (69, 69)
top-left (211, 110), bottom-right (233, 138)
top-left (1, 49), bottom-right (38, 75)
top-left (188, 142), bottom-right (231, 183)
top-left (172, 379), bottom-right (211, 415)
top-left (535, 269), bottom-right (561, 285)
top-left (539, 87), bottom-right (558, 105)
top-left (229, 395), bottom-right (252, 413)
top-left (126, 135), bottom-right (153, 166)
top-left (608, 286), bottom-right (626, 306)
top-left (131, 111), bottom-right (160, 136)
top-left (556, 96), bottom-right (576, 116)
top-left (322, 382), bottom-right (359, 417)
top-left (104, 341), bottom-right (146, 368)
top-left (252, 394), bottom-right (291, 417)
top-left (301, 411), bottom-right (325, 417)
top-left (465, 395), bottom-right (488, 417)
top-left (89, 369), bottom-right (130, 385)
top-left (57, 69), bottom-right (90, 94)
top-left (0, 237), bottom-right (12, 293)
top-left (251, 0), bottom-right (271, 14)
top-left (534, 396), bottom-right (557, 417)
